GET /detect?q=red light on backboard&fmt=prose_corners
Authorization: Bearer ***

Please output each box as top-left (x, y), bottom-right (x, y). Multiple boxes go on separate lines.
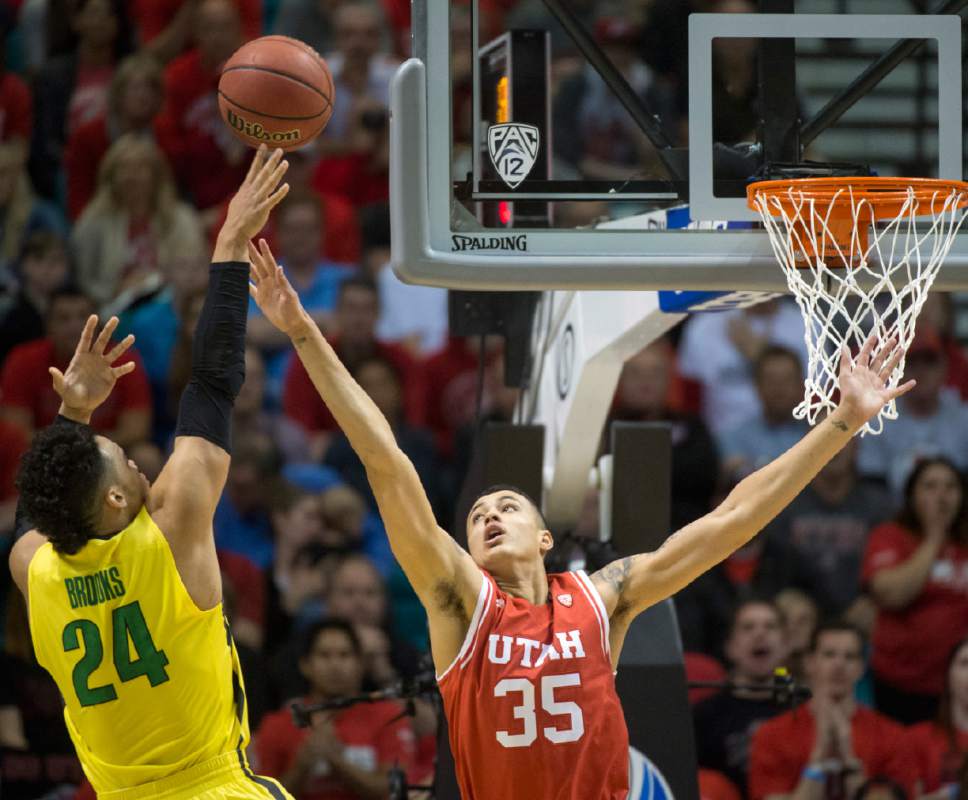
top-left (498, 201), bottom-right (511, 225)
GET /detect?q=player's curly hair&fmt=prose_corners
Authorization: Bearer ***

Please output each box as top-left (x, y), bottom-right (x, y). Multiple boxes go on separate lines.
top-left (16, 424), bottom-right (106, 554)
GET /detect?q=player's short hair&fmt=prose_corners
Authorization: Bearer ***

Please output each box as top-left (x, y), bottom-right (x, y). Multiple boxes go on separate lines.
top-left (301, 618), bottom-right (362, 659)
top-left (807, 620), bottom-right (866, 655)
top-left (471, 484), bottom-right (547, 529)
top-left (16, 424), bottom-right (106, 554)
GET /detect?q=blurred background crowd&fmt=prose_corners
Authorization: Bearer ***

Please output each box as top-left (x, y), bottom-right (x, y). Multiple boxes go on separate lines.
top-left (0, 0), bottom-right (967, 798)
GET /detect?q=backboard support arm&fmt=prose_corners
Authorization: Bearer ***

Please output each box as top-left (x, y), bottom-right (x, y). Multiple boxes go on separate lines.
top-left (537, 0), bottom-right (685, 182)
top-left (800, 0), bottom-right (968, 148)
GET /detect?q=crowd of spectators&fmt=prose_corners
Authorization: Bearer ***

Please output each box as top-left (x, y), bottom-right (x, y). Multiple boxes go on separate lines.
top-left (0, 0), bottom-right (966, 798)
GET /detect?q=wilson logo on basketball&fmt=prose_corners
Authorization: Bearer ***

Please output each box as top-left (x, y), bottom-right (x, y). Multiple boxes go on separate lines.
top-left (225, 109), bottom-right (300, 144)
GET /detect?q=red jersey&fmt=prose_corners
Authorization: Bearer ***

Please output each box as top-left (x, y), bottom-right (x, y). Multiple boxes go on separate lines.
top-left (438, 570), bottom-right (629, 800)
top-left (862, 522), bottom-right (968, 693)
top-left (905, 721), bottom-right (968, 792)
top-left (748, 703), bottom-right (916, 800)
top-left (255, 699), bottom-right (416, 800)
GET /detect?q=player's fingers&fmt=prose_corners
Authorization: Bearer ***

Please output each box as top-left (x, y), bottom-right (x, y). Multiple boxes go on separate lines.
top-left (245, 144), bottom-right (268, 184)
top-left (112, 361), bottom-right (137, 378)
top-left (857, 331), bottom-right (876, 367)
top-left (870, 336), bottom-right (896, 375)
top-left (248, 240), bottom-right (267, 280)
top-left (254, 148), bottom-right (284, 192)
top-left (93, 316), bottom-right (119, 354)
top-left (78, 314), bottom-right (98, 353)
top-left (261, 182), bottom-right (290, 211)
top-left (255, 157), bottom-right (288, 199)
top-left (248, 281), bottom-right (259, 300)
top-left (105, 334), bottom-right (135, 364)
top-left (258, 238), bottom-right (280, 273)
top-left (888, 378), bottom-right (917, 401)
top-left (839, 343), bottom-right (850, 374)
top-left (878, 342), bottom-right (903, 381)
top-left (48, 366), bottom-right (65, 392)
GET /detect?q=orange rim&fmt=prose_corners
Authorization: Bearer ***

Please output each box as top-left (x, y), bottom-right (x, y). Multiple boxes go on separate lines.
top-left (747, 176), bottom-right (968, 220)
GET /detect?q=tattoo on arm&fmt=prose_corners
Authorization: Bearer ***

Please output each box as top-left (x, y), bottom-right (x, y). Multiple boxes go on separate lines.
top-left (598, 556), bottom-right (633, 596)
top-left (594, 556), bottom-right (635, 619)
top-left (830, 419), bottom-right (849, 432)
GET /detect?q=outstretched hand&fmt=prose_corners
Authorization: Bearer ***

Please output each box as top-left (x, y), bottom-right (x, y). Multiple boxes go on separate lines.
top-left (248, 239), bottom-right (307, 336)
top-left (50, 315), bottom-right (137, 415)
top-left (838, 333), bottom-right (915, 425)
top-left (222, 145), bottom-right (290, 242)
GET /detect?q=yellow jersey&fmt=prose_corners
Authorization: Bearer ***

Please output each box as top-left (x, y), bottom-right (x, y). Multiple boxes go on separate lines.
top-left (27, 506), bottom-right (251, 794)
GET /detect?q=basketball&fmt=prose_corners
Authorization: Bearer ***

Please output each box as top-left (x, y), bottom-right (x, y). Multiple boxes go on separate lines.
top-left (218, 36), bottom-right (334, 150)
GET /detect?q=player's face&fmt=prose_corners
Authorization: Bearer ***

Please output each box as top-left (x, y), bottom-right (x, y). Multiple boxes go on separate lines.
top-left (725, 603), bottom-right (786, 682)
top-left (806, 631), bottom-right (864, 702)
top-left (301, 630), bottom-right (364, 697)
top-left (466, 491), bottom-right (550, 572)
top-left (97, 436), bottom-right (150, 512)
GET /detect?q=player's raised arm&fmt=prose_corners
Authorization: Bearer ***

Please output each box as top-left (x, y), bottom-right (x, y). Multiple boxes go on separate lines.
top-left (591, 336), bottom-right (915, 656)
top-left (246, 240), bottom-right (482, 641)
top-left (148, 147), bottom-right (289, 604)
top-left (9, 315), bottom-right (138, 596)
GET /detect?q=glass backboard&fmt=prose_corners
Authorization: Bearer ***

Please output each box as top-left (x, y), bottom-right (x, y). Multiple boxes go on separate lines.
top-left (390, 0), bottom-right (968, 291)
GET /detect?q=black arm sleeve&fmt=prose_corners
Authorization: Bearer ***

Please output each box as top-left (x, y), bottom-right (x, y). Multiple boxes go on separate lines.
top-left (174, 261), bottom-right (249, 454)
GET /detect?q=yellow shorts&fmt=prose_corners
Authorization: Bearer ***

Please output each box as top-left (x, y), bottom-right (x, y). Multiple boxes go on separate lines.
top-left (98, 751), bottom-right (293, 800)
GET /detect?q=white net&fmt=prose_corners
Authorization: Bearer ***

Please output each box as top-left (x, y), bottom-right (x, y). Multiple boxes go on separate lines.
top-left (750, 181), bottom-right (968, 436)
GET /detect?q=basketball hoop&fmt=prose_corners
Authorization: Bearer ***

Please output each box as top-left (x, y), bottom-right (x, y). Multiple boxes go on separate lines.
top-left (748, 176), bottom-right (968, 435)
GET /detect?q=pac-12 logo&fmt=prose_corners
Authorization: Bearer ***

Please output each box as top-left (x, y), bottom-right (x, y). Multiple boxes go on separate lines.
top-left (487, 123), bottom-right (539, 189)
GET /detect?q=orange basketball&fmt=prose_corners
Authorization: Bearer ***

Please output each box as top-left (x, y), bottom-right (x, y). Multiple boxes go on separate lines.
top-left (218, 36), bottom-right (334, 150)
